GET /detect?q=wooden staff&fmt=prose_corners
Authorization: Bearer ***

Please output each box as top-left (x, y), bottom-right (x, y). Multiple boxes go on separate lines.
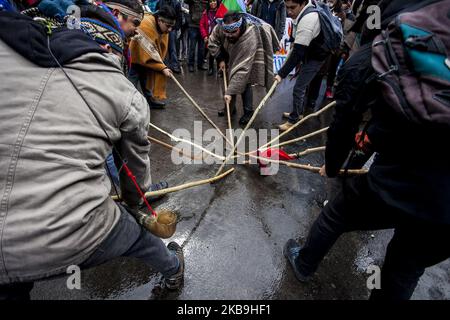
top-left (170, 74), bottom-right (233, 147)
top-left (223, 69), bottom-right (234, 150)
top-left (239, 127), bottom-right (329, 159)
top-left (290, 146), bottom-right (326, 158)
top-left (229, 145), bottom-right (325, 162)
top-left (147, 136), bottom-right (203, 160)
top-left (149, 123), bottom-right (225, 160)
top-left (244, 153), bottom-right (367, 175)
top-left (260, 101), bottom-right (336, 150)
top-left (265, 127), bottom-right (329, 150)
top-left (111, 168), bottom-right (235, 200)
top-left (214, 81), bottom-right (279, 177)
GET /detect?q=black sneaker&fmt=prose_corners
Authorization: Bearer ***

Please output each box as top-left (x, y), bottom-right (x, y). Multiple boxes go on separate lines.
top-left (145, 181), bottom-right (169, 202)
top-left (198, 64), bottom-right (208, 71)
top-left (239, 112), bottom-right (254, 125)
top-left (283, 239), bottom-right (312, 283)
top-left (165, 242), bottom-right (184, 290)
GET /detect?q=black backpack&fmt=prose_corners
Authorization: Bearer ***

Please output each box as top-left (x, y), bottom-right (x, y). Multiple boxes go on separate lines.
top-left (298, 0), bottom-right (343, 53)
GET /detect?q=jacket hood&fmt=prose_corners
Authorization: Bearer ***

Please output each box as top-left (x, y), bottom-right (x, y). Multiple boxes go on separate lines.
top-left (0, 10), bottom-right (107, 67)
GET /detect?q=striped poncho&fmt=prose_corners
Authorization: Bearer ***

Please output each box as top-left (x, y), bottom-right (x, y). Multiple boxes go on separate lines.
top-left (208, 14), bottom-right (280, 96)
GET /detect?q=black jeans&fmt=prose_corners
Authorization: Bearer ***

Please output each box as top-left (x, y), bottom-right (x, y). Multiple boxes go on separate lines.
top-left (289, 59), bottom-right (326, 123)
top-left (295, 174), bottom-right (450, 300)
top-left (229, 84), bottom-right (253, 114)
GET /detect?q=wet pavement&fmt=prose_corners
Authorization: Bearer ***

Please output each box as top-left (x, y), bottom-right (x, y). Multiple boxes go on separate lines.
top-left (31, 65), bottom-right (450, 300)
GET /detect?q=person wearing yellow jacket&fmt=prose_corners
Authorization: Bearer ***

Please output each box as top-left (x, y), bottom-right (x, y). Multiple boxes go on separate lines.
top-left (129, 6), bottom-right (176, 108)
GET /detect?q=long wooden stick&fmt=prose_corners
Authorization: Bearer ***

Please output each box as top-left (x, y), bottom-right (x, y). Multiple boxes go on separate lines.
top-left (223, 69), bottom-right (234, 150)
top-left (215, 81), bottom-right (279, 176)
top-left (111, 168), bottom-right (235, 200)
top-left (149, 123), bottom-right (225, 160)
top-left (260, 101), bottom-right (336, 150)
top-left (265, 127), bottom-right (329, 150)
top-left (238, 126), bottom-right (329, 159)
top-left (244, 153), bottom-right (367, 175)
top-left (229, 145), bottom-right (325, 162)
top-left (170, 75), bottom-right (233, 147)
top-left (147, 136), bottom-right (203, 160)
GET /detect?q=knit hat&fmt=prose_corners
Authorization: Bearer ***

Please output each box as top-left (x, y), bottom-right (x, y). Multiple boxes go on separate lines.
top-left (79, 3), bottom-right (125, 54)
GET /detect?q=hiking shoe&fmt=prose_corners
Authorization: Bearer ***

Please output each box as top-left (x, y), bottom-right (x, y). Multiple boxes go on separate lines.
top-left (145, 181), bottom-right (169, 202)
top-left (165, 242), bottom-right (184, 290)
top-left (278, 121), bottom-right (294, 132)
top-left (239, 112), bottom-right (254, 125)
top-left (283, 239), bottom-right (311, 283)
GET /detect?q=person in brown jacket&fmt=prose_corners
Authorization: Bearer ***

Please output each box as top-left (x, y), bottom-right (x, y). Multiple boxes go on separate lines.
top-left (129, 6), bottom-right (176, 109)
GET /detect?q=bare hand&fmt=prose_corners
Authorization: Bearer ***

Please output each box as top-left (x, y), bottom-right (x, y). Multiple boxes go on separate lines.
top-left (224, 95), bottom-right (232, 105)
top-left (162, 68), bottom-right (173, 78)
top-left (274, 74), bottom-right (282, 83)
top-left (219, 61), bottom-right (226, 72)
top-left (319, 165), bottom-right (327, 177)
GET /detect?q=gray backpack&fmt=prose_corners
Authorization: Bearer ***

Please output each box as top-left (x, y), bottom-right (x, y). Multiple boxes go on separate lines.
top-left (371, 0), bottom-right (450, 129)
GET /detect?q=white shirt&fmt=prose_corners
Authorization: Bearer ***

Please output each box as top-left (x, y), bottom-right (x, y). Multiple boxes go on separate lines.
top-left (293, 0), bottom-right (321, 46)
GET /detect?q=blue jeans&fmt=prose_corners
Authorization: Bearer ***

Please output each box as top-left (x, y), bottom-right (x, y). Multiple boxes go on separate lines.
top-left (106, 153), bottom-right (120, 188)
top-left (0, 205), bottom-right (179, 300)
top-left (80, 204), bottom-right (179, 278)
top-left (188, 27), bottom-right (204, 67)
top-left (166, 30), bottom-right (179, 69)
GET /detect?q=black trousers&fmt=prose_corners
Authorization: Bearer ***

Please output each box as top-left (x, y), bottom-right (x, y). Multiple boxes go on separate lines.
top-left (296, 174), bottom-right (450, 300)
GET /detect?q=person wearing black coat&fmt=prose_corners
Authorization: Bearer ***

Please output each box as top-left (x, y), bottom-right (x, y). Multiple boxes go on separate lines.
top-left (283, 0), bottom-right (450, 300)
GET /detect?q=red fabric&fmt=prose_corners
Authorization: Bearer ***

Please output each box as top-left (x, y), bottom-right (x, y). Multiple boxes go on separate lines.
top-left (122, 163), bottom-right (157, 217)
top-left (256, 148), bottom-right (294, 167)
top-left (199, 10), bottom-right (209, 39)
top-left (355, 131), bottom-right (372, 153)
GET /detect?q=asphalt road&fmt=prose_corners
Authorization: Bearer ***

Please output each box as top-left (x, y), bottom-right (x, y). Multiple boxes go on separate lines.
top-left (31, 64), bottom-right (450, 300)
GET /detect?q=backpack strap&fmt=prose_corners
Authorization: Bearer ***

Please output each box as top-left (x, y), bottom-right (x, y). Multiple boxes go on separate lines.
top-left (297, 4), bottom-right (318, 22)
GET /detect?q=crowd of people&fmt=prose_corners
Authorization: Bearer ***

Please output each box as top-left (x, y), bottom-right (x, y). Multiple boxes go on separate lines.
top-left (0, 0), bottom-right (449, 301)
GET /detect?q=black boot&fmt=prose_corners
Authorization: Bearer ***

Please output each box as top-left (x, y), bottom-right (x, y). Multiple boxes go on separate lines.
top-left (218, 106), bottom-right (236, 117)
top-left (239, 111), bottom-right (254, 125)
top-left (146, 96), bottom-right (166, 109)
